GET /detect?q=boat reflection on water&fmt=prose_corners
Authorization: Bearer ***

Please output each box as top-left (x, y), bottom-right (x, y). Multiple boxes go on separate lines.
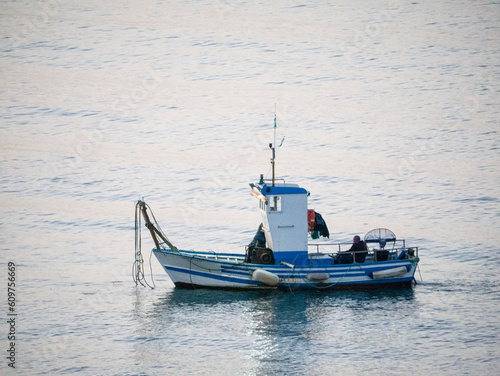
top-left (133, 287), bottom-right (416, 375)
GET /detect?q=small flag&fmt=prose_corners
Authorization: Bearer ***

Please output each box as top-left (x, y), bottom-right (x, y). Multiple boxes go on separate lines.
top-left (278, 137), bottom-right (285, 147)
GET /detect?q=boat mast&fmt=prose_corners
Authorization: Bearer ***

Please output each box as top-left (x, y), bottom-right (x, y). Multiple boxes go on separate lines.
top-left (271, 105), bottom-right (277, 187)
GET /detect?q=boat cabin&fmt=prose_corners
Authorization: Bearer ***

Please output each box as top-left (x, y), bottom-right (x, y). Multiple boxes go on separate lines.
top-left (250, 181), bottom-right (309, 265)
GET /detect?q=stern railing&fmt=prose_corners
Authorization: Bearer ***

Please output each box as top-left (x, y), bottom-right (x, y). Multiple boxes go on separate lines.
top-left (308, 240), bottom-right (418, 263)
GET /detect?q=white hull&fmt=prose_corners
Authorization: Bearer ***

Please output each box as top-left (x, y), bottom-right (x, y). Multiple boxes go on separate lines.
top-left (153, 249), bottom-right (419, 290)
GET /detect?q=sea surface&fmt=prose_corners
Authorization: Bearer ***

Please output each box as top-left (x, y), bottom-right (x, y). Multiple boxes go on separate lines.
top-left (1, 1), bottom-right (500, 375)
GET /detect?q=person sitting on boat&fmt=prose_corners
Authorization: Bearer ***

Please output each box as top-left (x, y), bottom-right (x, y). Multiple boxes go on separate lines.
top-left (334, 235), bottom-right (368, 264)
top-left (350, 235), bottom-right (368, 263)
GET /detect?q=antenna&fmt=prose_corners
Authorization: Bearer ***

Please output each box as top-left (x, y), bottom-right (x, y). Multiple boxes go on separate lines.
top-left (274, 103), bottom-right (277, 147)
top-left (271, 105), bottom-right (277, 186)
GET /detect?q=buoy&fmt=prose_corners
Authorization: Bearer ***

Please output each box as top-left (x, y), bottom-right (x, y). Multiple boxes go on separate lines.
top-left (371, 266), bottom-right (408, 279)
top-left (252, 269), bottom-right (280, 286)
top-left (308, 209), bottom-right (316, 231)
top-left (306, 273), bottom-right (329, 281)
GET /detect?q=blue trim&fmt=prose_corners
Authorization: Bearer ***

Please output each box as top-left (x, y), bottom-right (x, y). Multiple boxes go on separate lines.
top-left (274, 251), bottom-right (309, 265)
top-left (156, 249), bottom-right (244, 258)
top-left (154, 249), bottom-right (244, 266)
top-left (163, 265), bottom-right (262, 286)
top-left (331, 276), bottom-right (414, 285)
top-left (261, 185), bottom-right (307, 195)
top-left (219, 267), bottom-right (369, 278)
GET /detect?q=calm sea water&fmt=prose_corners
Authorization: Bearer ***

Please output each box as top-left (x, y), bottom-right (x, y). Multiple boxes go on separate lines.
top-left (1, 1), bottom-right (499, 375)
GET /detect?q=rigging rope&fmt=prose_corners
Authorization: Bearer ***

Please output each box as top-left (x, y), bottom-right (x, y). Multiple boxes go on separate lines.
top-left (133, 201), bottom-right (155, 289)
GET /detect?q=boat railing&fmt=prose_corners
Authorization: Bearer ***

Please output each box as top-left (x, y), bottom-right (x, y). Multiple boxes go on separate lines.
top-left (261, 177), bottom-right (286, 185)
top-left (308, 240), bottom-right (418, 262)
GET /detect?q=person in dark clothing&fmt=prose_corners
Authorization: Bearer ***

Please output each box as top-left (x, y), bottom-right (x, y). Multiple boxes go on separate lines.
top-left (349, 235), bottom-right (368, 263)
top-left (334, 235), bottom-right (368, 264)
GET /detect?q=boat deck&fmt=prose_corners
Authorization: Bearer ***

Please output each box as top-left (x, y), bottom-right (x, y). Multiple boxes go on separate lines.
top-left (163, 240), bottom-right (418, 267)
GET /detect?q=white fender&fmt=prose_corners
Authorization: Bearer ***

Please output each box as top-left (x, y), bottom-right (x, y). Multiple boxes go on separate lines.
top-left (372, 266), bottom-right (407, 279)
top-left (306, 273), bottom-right (330, 281)
top-left (252, 269), bottom-right (280, 286)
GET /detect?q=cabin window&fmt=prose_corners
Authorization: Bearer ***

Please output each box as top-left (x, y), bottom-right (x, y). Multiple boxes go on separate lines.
top-left (269, 195), bottom-right (281, 212)
top-left (259, 199), bottom-right (266, 211)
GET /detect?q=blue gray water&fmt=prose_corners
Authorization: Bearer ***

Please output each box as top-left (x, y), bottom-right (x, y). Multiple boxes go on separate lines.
top-left (1, 1), bottom-right (499, 375)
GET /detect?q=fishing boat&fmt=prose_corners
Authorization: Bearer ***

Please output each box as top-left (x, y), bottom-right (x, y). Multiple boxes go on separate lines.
top-left (133, 124), bottom-right (420, 290)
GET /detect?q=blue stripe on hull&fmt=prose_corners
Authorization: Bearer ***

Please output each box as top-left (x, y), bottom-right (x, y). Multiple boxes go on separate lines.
top-left (162, 265), bottom-right (262, 287)
top-left (162, 264), bottom-right (416, 289)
